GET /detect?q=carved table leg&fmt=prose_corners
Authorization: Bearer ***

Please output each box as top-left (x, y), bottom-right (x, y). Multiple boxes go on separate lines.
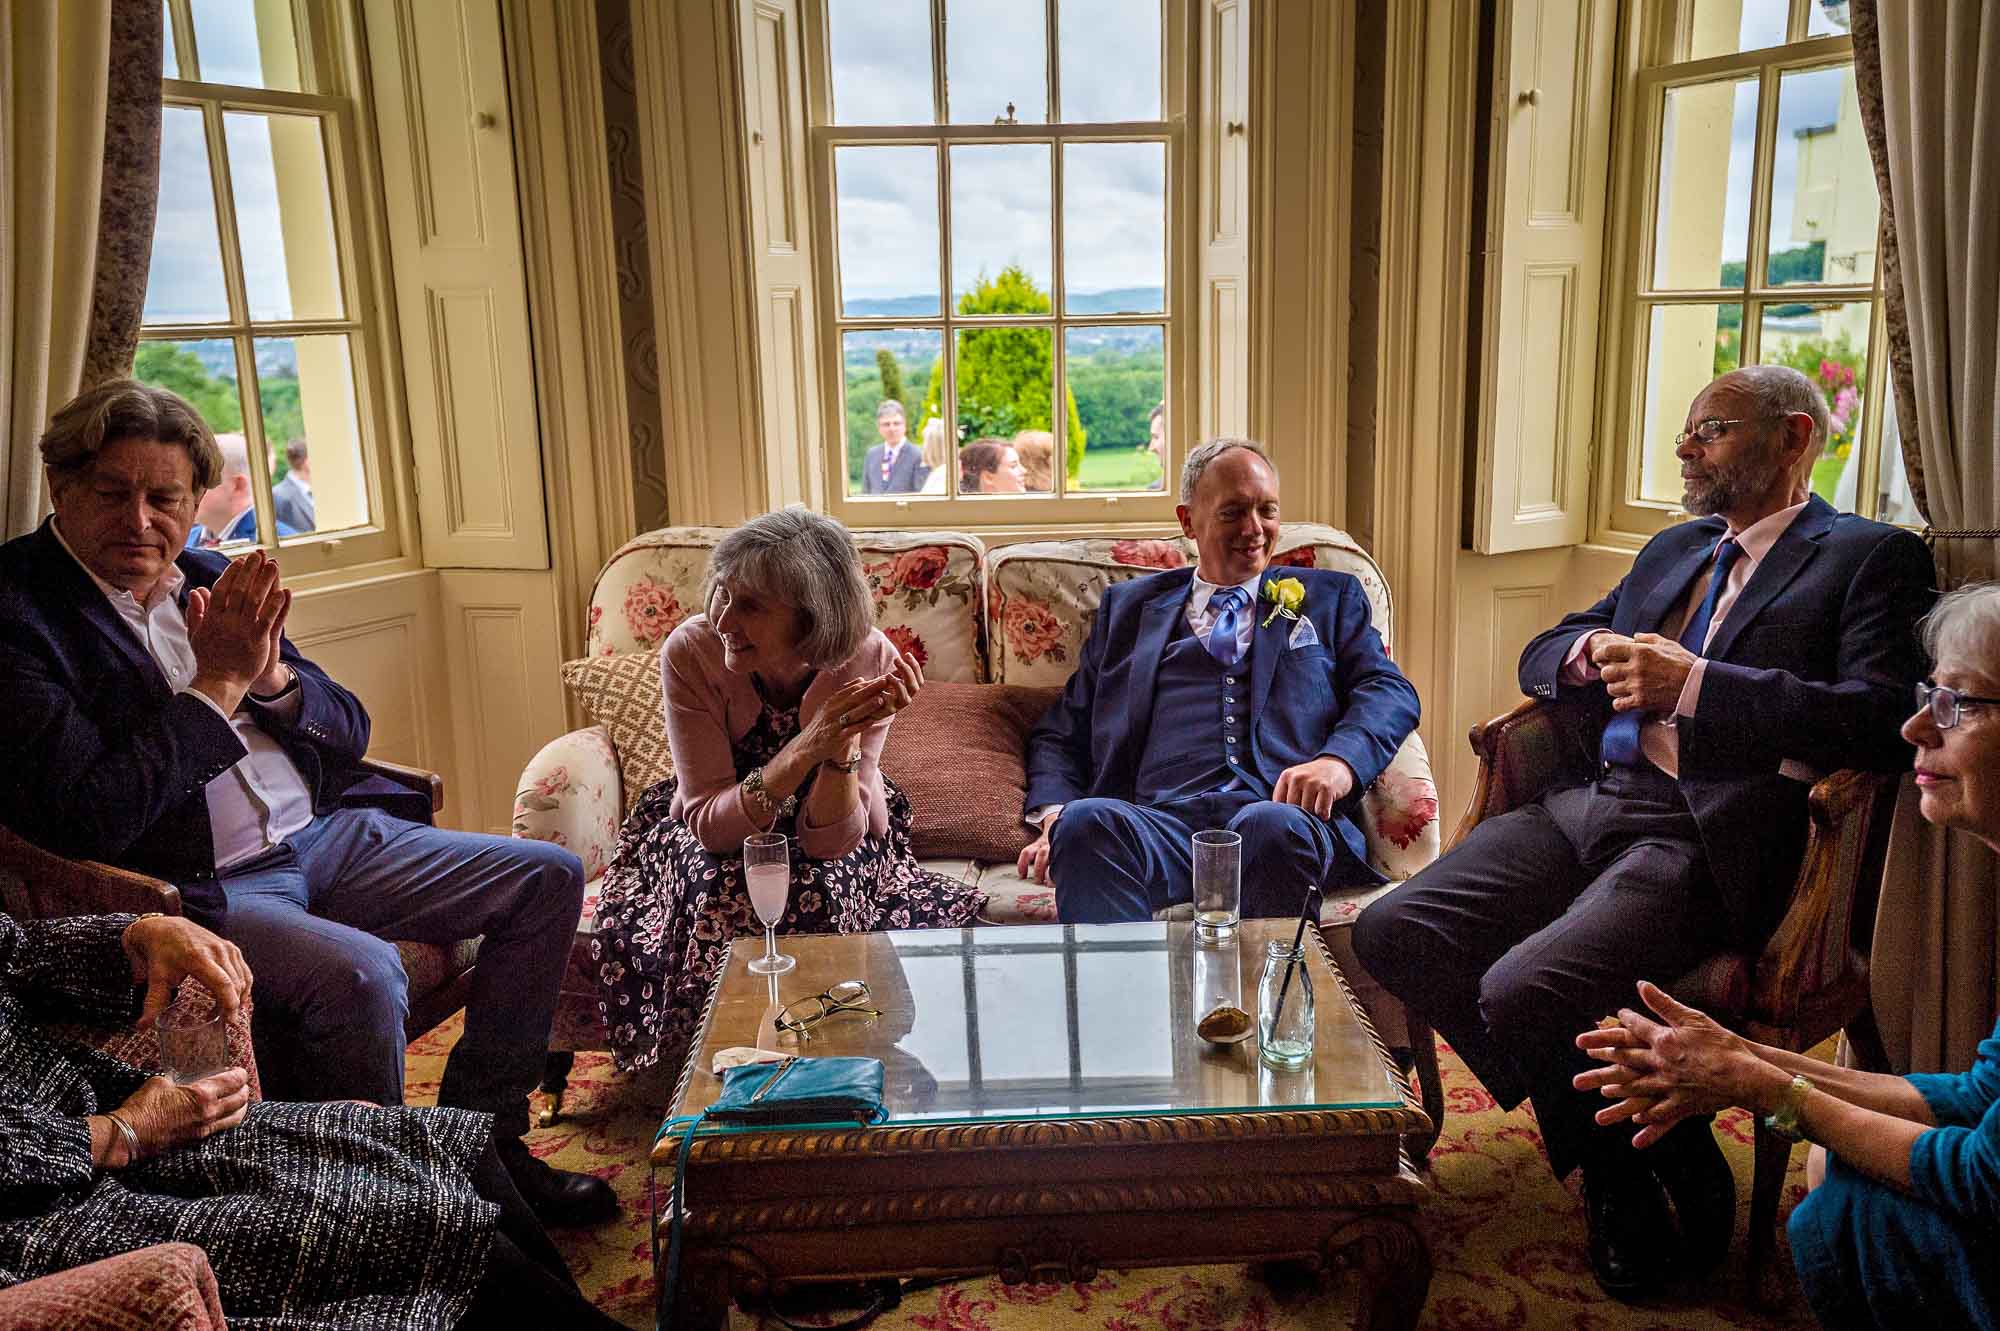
top-left (1324, 1214), bottom-right (1432, 1331)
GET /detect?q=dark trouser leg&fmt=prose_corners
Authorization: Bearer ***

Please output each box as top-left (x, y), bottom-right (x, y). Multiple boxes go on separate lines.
top-left (467, 1137), bottom-right (579, 1289)
top-left (1351, 791), bottom-right (1595, 1112)
top-left (455, 1234), bottom-right (628, 1331)
top-left (1226, 800), bottom-right (1340, 918)
top-left (1048, 798), bottom-right (1196, 923)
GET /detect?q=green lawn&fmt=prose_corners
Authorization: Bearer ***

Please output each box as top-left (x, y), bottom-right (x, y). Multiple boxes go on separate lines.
top-left (1810, 452), bottom-right (1847, 507)
top-left (1075, 448), bottom-right (1166, 492)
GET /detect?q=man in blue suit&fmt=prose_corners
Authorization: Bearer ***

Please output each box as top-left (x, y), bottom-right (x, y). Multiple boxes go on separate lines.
top-left (0, 379), bottom-right (615, 1226)
top-left (1354, 366), bottom-right (1935, 1298)
top-left (861, 399), bottom-right (929, 494)
top-left (1019, 438), bottom-right (1420, 922)
top-left (184, 433), bottom-right (299, 546)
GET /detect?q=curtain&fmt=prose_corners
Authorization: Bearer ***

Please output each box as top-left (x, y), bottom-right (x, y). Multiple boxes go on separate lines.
top-left (1, 0), bottom-right (160, 540)
top-left (1851, 0), bottom-right (2000, 1075)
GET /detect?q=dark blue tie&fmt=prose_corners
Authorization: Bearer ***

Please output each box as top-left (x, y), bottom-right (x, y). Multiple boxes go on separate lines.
top-left (1600, 537), bottom-right (1744, 768)
top-left (1207, 586), bottom-right (1249, 667)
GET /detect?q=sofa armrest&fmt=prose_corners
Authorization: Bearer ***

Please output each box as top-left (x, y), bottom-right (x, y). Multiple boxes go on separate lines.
top-left (1359, 732), bottom-right (1443, 880)
top-left (358, 757), bottom-right (444, 814)
top-left (0, 826), bottom-right (181, 920)
top-left (1449, 698), bottom-right (1600, 848)
top-left (0, 1242), bottom-right (225, 1331)
top-left (512, 726), bottom-right (624, 882)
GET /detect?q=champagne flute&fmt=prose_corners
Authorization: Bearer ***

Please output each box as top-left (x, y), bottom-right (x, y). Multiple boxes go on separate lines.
top-left (744, 831), bottom-right (795, 975)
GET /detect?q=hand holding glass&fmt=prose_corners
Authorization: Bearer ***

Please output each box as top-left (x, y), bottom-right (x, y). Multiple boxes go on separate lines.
top-left (156, 995), bottom-right (232, 1084)
top-left (744, 832), bottom-right (795, 975)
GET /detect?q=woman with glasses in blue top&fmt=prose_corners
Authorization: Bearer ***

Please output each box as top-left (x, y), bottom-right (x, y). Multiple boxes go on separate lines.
top-left (1574, 580), bottom-right (2000, 1331)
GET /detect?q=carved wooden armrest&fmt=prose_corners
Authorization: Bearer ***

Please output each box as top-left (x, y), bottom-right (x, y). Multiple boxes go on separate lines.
top-left (0, 826), bottom-right (180, 920)
top-left (358, 757), bottom-right (444, 813)
top-left (1748, 769), bottom-right (1898, 1027)
top-left (1450, 698), bottom-right (1600, 848)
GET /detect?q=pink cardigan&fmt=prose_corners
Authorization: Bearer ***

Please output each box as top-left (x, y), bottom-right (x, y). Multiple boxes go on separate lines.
top-left (661, 614), bottom-right (900, 859)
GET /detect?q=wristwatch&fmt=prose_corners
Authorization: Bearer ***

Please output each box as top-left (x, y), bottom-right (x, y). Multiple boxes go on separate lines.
top-left (1763, 1073), bottom-right (1814, 1143)
top-left (824, 749), bottom-right (863, 773)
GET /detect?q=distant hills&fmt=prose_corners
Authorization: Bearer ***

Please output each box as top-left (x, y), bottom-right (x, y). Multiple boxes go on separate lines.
top-left (841, 287), bottom-right (1166, 366)
top-left (182, 338), bottom-right (300, 381)
top-left (845, 286), bottom-right (1164, 319)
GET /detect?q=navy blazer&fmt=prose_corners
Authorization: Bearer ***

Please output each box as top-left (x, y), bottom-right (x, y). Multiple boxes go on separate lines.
top-left (862, 444), bottom-right (928, 494)
top-left (1517, 495), bottom-right (1935, 941)
top-left (1025, 564), bottom-right (1421, 877)
top-left (0, 521), bottom-right (393, 913)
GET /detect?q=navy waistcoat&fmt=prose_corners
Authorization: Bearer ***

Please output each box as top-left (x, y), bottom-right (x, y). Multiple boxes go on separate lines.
top-left (1132, 616), bottom-right (1264, 804)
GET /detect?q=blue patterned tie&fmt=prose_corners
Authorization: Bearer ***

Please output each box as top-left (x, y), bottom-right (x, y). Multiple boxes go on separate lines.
top-left (1600, 537), bottom-right (1744, 768)
top-left (1206, 586), bottom-right (1249, 667)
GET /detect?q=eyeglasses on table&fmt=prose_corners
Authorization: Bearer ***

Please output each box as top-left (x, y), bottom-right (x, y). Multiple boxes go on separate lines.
top-left (774, 979), bottom-right (882, 1034)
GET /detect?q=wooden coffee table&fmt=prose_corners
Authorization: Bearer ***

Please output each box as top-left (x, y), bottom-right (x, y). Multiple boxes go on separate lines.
top-left (655, 921), bottom-right (1432, 1329)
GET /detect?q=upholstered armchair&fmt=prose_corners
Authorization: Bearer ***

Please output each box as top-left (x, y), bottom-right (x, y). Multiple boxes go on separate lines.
top-left (1450, 698), bottom-right (1900, 1295)
top-left (0, 758), bottom-right (478, 1041)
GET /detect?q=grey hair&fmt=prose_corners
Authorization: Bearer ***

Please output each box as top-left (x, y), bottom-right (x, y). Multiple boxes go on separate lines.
top-left (875, 398), bottom-right (906, 423)
top-left (1179, 436), bottom-right (1277, 505)
top-left (706, 507), bottom-right (873, 668)
top-left (1733, 364), bottom-right (1833, 463)
top-left (1920, 581), bottom-right (2000, 673)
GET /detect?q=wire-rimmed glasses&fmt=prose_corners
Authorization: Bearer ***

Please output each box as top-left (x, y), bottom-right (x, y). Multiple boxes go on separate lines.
top-left (1916, 680), bottom-right (2000, 731)
top-left (773, 979), bottom-right (881, 1035)
top-left (1672, 415), bottom-right (1787, 449)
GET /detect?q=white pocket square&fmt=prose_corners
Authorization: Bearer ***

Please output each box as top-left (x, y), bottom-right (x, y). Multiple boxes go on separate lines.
top-left (1288, 616), bottom-right (1320, 649)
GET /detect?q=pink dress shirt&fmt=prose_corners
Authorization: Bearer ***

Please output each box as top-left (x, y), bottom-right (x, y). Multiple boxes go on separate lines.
top-left (660, 615), bottom-right (899, 859)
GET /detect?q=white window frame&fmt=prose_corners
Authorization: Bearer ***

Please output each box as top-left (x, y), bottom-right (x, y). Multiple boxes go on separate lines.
top-left (800, 0), bottom-right (1194, 528)
top-left (1597, 0), bottom-right (1891, 543)
top-left (144, 0), bottom-right (404, 571)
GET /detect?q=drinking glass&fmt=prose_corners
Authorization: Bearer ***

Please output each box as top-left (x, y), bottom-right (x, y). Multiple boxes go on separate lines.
top-left (744, 832), bottom-right (795, 975)
top-left (156, 996), bottom-right (231, 1084)
top-left (1192, 829), bottom-right (1242, 938)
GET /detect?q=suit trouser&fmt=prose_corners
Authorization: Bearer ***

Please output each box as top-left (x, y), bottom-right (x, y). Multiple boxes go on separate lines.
top-left (1351, 766), bottom-right (1733, 1178)
top-left (1048, 790), bottom-right (1344, 923)
top-left (190, 808), bottom-right (585, 1139)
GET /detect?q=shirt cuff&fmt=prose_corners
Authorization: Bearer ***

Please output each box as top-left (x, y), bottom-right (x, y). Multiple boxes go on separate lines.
top-left (1675, 659), bottom-right (1708, 719)
top-left (1561, 632), bottom-right (1605, 684)
top-left (179, 686), bottom-right (234, 723)
top-left (248, 679), bottom-right (304, 722)
top-left (1026, 803), bottom-right (1064, 831)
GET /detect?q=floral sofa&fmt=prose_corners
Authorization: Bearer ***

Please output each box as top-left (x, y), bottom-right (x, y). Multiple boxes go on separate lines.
top-left (513, 522), bottom-right (1441, 1104)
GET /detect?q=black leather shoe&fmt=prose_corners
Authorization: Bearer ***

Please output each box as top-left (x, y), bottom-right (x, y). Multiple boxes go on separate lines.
top-left (1651, 1121), bottom-right (1736, 1274)
top-left (497, 1136), bottom-right (619, 1227)
top-left (1580, 1163), bottom-right (1674, 1300)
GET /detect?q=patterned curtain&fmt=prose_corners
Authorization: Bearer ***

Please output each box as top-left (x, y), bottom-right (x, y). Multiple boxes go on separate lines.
top-left (1848, 0), bottom-right (2000, 1076)
top-left (0, 0), bottom-right (159, 540)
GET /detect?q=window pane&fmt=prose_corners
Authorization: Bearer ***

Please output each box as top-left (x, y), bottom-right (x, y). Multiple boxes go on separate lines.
top-left (1687, 0), bottom-right (1789, 60)
top-left (842, 328), bottom-right (943, 498)
top-left (144, 107), bottom-right (231, 324)
top-left (1636, 303), bottom-right (1742, 504)
top-left (1653, 79), bottom-right (1757, 291)
top-left (1068, 325), bottom-right (1166, 493)
top-left (1767, 66), bottom-right (1876, 288)
top-left (946, 0), bottom-right (1046, 124)
top-left (1807, 0), bottom-right (1851, 38)
top-left (1060, 0), bottom-right (1161, 122)
top-left (954, 325), bottom-right (1055, 493)
top-left (1062, 143), bottom-right (1165, 314)
top-left (163, 6), bottom-right (180, 78)
top-left (258, 336), bottom-right (368, 537)
top-left (1759, 301), bottom-right (1869, 508)
top-left (835, 146), bottom-right (941, 317)
top-left (950, 144), bottom-right (1052, 312)
top-left (827, 0), bottom-right (933, 125)
top-left (224, 113), bottom-right (345, 322)
top-left (189, 0), bottom-right (302, 90)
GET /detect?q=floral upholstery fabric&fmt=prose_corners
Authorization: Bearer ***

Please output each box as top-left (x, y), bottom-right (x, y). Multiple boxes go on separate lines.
top-left (512, 726), bottom-right (623, 885)
top-left (584, 526), bottom-right (988, 684)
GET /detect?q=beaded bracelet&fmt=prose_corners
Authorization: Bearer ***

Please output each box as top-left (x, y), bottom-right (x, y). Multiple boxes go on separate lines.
top-left (741, 766), bottom-right (798, 822)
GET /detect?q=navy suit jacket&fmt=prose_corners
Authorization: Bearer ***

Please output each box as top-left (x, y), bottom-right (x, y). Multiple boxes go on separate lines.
top-left (862, 444), bottom-right (928, 494)
top-left (1517, 495), bottom-right (1935, 941)
top-left (0, 521), bottom-right (409, 914)
top-left (1025, 564), bottom-right (1421, 876)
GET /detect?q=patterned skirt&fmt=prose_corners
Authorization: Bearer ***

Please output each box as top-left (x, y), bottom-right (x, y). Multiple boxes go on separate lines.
top-left (591, 775), bottom-right (984, 1073)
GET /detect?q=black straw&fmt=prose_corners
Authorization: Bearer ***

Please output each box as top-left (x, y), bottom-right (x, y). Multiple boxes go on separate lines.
top-left (1268, 883), bottom-right (1320, 1038)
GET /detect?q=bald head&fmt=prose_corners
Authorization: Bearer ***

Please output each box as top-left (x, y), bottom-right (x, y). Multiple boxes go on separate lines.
top-left (194, 432), bottom-right (255, 534)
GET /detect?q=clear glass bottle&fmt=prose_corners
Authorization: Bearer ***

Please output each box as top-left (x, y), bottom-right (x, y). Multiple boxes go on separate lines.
top-left (1257, 938), bottom-right (1315, 1069)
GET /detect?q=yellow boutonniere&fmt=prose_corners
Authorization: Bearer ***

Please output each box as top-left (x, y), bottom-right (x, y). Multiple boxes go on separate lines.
top-left (1260, 576), bottom-right (1306, 627)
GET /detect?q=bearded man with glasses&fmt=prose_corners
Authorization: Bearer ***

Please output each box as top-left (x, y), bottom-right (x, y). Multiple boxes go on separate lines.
top-left (1355, 364), bottom-right (1937, 1301)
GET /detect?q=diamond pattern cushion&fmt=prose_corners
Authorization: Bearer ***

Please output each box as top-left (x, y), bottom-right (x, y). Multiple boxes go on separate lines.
top-left (560, 653), bottom-right (673, 817)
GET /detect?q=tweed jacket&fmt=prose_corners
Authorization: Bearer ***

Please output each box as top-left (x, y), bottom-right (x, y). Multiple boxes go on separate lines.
top-left (0, 914), bottom-right (497, 1330)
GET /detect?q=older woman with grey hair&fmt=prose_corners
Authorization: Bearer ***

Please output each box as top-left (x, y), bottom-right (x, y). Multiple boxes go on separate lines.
top-left (591, 508), bottom-right (983, 1071)
top-left (1575, 581), bottom-right (2000, 1330)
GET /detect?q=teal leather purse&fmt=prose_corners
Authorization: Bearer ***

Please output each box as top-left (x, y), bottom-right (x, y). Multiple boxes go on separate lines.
top-left (655, 1056), bottom-right (887, 1328)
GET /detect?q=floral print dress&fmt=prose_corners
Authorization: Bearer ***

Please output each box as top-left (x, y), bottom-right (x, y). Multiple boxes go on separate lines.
top-left (590, 687), bottom-right (984, 1073)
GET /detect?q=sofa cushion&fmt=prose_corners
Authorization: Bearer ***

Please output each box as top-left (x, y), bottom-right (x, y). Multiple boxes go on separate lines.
top-left (586, 527), bottom-right (989, 684)
top-left (560, 652), bottom-right (673, 816)
top-left (879, 682), bottom-right (1062, 862)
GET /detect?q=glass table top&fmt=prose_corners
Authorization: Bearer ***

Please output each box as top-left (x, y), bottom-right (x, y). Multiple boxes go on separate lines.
top-left (676, 921), bottom-right (1407, 1128)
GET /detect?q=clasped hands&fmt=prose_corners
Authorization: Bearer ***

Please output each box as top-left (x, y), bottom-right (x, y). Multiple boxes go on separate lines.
top-left (1572, 980), bottom-right (1764, 1149)
top-left (793, 649), bottom-right (926, 769)
top-left (1589, 632), bottom-right (1697, 715)
top-left (186, 550), bottom-right (293, 713)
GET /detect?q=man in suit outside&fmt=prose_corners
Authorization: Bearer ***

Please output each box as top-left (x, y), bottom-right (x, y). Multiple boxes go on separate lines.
top-left (0, 379), bottom-right (616, 1226)
top-left (861, 399), bottom-right (928, 494)
top-left (1017, 437), bottom-right (1420, 922)
top-left (270, 438), bottom-right (315, 532)
top-left (185, 432), bottom-right (299, 546)
top-left (1353, 365), bottom-right (1935, 1298)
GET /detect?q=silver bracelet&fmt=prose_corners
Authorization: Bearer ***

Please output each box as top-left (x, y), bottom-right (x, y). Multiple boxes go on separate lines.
top-left (741, 766), bottom-right (797, 822)
top-left (103, 1110), bottom-right (142, 1166)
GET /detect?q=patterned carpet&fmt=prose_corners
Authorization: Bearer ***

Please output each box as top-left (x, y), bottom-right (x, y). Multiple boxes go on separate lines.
top-left (407, 1022), bottom-right (1825, 1330)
